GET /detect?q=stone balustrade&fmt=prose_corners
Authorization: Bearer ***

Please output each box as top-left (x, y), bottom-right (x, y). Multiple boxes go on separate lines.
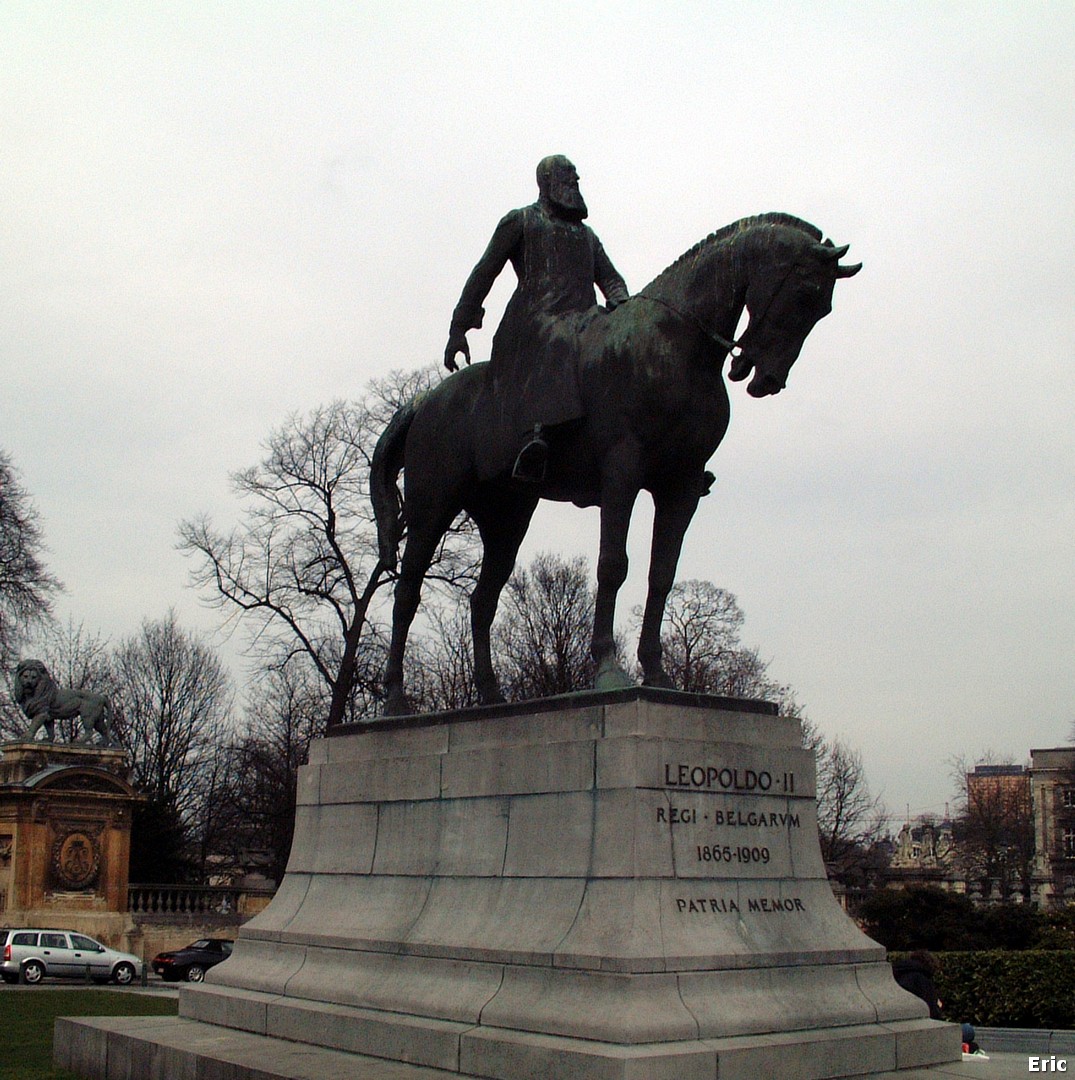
top-left (128, 884), bottom-right (274, 918)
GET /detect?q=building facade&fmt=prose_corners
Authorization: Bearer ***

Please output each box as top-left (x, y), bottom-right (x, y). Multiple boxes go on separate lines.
top-left (1030, 746), bottom-right (1075, 906)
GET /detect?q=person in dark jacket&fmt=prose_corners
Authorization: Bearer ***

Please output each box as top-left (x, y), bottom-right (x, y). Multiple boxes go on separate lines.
top-left (891, 949), bottom-right (943, 1019)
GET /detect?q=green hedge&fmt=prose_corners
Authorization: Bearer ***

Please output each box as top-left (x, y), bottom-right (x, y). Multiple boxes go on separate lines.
top-left (892, 951), bottom-right (1075, 1029)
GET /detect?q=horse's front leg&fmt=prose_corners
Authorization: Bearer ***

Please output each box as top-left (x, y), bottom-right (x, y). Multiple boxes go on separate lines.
top-left (592, 463), bottom-right (640, 690)
top-left (638, 480), bottom-right (704, 688)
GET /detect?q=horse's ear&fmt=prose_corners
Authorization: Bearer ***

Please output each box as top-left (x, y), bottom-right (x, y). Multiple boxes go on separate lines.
top-left (835, 262), bottom-right (862, 278)
top-left (812, 242), bottom-right (850, 261)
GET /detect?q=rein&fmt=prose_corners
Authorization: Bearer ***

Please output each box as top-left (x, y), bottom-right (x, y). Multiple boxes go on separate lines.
top-left (640, 294), bottom-right (742, 359)
top-left (639, 255), bottom-right (800, 369)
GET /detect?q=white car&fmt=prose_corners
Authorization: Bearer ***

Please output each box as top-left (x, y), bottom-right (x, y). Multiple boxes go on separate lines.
top-left (0, 928), bottom-right (141, 985)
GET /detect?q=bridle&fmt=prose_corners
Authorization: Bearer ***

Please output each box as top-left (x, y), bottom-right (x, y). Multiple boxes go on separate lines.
top-left (641, 294), bottom-right (743, 360)
top-left (639, 258), bottom-right (801, 368)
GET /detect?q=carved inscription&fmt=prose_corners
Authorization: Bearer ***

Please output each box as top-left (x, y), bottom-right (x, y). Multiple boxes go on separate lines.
top-left (677, 896), bottom-right (740, 914)
top-left (664, 763), bottom-right (795, 794)
top-left (657, 759), bottom-right (810, 879)
top-left (657, 806), bottom-right (800, 829)
top-left (675, 896), bottom-right (806, 915)
top-left (696, 844), bottom-right (770, 865)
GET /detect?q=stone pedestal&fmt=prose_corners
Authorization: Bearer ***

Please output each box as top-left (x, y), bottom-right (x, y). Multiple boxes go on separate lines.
top-left (0, 741), bottom-right (141, 923)
top-left (58, 689), bottom-right (960, 1079)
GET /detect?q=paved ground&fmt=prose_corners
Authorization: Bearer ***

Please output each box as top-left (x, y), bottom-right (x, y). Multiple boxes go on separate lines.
top-left (56, 1012), bottom-right (1067, 1080)
top-left (869, 1054), bottom-right (1064, 1078)
top-left (978, 1028), bottom-right (1075, 1056)
top-left (38, 992), bottom-right (1070, 1080)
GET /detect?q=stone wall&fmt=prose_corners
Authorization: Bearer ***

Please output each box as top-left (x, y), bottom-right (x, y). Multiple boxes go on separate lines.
top-left (0, 910), bottom-right (232, 958)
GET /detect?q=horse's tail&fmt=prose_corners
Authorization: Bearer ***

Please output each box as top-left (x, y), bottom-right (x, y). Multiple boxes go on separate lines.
top-left (370, 399), bottom-right (417, 571)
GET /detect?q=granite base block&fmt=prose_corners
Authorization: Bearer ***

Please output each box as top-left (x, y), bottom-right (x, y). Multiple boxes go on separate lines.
top-left (56, 1014), bottom-right (961, 1080)
top-left (56, 690), bottom-right (962, 1080)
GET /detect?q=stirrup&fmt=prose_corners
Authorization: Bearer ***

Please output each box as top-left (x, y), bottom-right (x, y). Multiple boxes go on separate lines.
top-left (512, 437), bottom-right (548, 483)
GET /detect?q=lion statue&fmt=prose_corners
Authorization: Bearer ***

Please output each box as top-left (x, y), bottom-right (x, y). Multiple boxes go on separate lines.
top-left (12, 659), bottom-right (116, 746)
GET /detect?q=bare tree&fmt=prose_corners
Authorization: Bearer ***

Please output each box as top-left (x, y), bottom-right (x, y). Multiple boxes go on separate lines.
top-left (0, 450), bottom-right (62, 674)
top-left (797, 717), bottom-right (889, 890)
top-left (179, 370), bottom-right (477, 726)
top-left (951, 753), bottom-right (1035, 901)
top-left (634, 580), bottom-right (801, 712)
top-left (814, 735), bottom-right (887, 874)
top-left (411, 567), bottom-right (801, 710)
top-left (648, 580), bottom-right (742, 691)
top-left (113, 612), bottom-right (234, 881)
top-left (406, 602), bottom-right (480, 713)
top-left (492, 553), bottom-right (598, 700)
top-left (218, 656), bottom-right (328, 884)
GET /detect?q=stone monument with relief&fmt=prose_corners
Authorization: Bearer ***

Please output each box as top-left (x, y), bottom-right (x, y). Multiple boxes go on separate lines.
top-left (58, 161), bottom-right (959, 1078)
top-left (2, 661), bottom-right (139, 939)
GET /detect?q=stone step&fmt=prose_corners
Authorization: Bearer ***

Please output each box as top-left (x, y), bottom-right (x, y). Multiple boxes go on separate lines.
top-left (55, 1015), bottom-right (454, 1080)
top-left (56, 1014), bottom-right (960, 1080)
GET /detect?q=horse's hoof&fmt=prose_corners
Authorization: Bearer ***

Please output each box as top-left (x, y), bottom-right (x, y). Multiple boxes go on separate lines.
top-left (642, 672), bottom-right (675, 691)
top-left (594, 660), bottom-right (635, 692)
top-left (479, 688), bottom-right (507, 706)
top-left (382, 687), bottom-right (414, 717)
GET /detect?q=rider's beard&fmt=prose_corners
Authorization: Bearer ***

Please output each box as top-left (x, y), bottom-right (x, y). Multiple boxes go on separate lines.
top-left (549, 181), bottom-right (588, 221)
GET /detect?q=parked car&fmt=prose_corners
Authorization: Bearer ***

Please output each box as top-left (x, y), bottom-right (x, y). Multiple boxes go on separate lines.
top-left (151, 938), bottom-right (233, 982)
top-left (0, 928), bottom-right (141, 986)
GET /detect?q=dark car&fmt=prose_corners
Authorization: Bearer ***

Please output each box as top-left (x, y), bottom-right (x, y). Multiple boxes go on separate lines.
top-left (151, 938), bottom-right (233, 982)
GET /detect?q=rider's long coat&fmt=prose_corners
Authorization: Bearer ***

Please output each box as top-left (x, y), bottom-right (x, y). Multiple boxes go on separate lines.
top-left (451, 201), bottom-right (629, 477)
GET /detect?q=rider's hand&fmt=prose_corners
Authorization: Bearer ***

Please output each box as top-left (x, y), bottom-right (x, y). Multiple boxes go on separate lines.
top-left (444, 329), bottom-right (470, 372)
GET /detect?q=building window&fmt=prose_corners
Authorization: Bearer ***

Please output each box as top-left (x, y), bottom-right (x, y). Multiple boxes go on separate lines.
top-left (1064, 829), bottom-right (1075, 858)
top-left (1062, 788), bottom-right (1075, 809)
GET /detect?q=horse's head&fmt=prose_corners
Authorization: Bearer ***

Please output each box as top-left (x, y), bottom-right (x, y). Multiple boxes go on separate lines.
top-left (728, 224), bottom-right (861, 397)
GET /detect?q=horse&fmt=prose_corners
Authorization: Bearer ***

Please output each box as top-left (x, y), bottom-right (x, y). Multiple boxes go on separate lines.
top-left (371, 213), bottom-right (860, 716)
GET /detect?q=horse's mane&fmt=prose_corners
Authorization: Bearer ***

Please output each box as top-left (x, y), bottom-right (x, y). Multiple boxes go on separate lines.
top-left (647, 212), bottom-right (823, 289)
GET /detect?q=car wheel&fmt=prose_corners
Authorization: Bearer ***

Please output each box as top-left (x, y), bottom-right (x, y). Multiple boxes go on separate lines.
top-left (22, 960), bottom-right (45, 985)
top-left (112, 962), bottom-right (136, 986)
top-left (1, 972), bottom-right (18, 984)
top-left (185, 965), bottom-right (206, 983)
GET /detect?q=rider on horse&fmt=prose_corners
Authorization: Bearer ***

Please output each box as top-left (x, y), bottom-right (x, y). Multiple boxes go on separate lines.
top-left (443, 155), bottom-right (630, 482)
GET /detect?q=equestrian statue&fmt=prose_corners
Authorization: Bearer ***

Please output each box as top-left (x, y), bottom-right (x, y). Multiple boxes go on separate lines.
top-left (371, 156), bottom-right (860, 716)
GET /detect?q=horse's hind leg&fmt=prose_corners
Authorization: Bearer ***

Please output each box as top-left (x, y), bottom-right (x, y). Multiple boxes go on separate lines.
top-left (467, 493), bottom-right (538, 705)
top-left (382, 505), bottom-right (461, 717)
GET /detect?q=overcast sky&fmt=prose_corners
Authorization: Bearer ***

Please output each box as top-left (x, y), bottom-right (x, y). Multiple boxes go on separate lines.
top-left (3, 3), bottom-right (1073, 823)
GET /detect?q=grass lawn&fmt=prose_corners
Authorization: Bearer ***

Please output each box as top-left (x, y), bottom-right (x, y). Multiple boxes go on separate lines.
top-left (0, 988), bottom-right (177, 1080)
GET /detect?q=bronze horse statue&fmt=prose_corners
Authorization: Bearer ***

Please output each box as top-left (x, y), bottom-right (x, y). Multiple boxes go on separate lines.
top-left (372, 213), bottom-right (860, 715)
